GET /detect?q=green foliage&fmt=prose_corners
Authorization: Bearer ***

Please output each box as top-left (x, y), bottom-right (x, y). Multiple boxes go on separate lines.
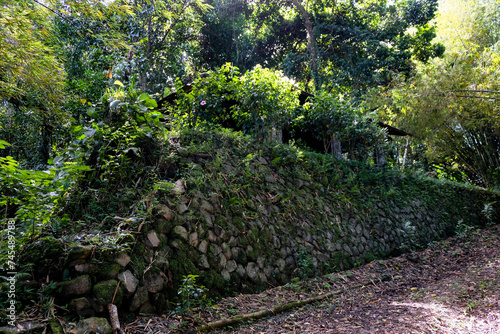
top-left (170, 64), bottom-right (299, 138)
top-left (198, 0), bottom-right (444, 93)
top-left (292, 92), bottom-right (386, 160)
top-left (0, 0), bottom-right (65, 102)
top-left (175, 274), bottom-right (210, 315)
top-left (296, 246), bottom-right (314, 280)
top-left (0, 141), bottom-right (89, 249)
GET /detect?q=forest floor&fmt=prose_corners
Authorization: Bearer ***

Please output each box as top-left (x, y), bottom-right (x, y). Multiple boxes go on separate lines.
top-left (124, 225), bottom-right (500, 334)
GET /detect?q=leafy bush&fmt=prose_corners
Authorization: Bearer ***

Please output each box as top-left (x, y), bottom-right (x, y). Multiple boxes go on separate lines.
top-left (291, 92), bottom-right (386, 161)
top-left (175, 274), bottom-right (210, 315)
top-left (170, 64), bottom-right (299, 139)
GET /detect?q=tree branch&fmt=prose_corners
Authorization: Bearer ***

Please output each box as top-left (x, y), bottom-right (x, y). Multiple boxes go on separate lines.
top-left (197, 274), bottom-right (391, 332)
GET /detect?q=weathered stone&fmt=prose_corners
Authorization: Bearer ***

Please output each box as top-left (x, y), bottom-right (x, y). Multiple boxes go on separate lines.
top-left (210, 244), bottom-right (222, 256)
top-left (150, 292), bottom-right (168, 311)
top-left (156, 204), bottom-right (175, 221)
top-left (246, 262), bottom-right (258, 281)
top-left (144, 269), bottom-right (165, 293)
top-left (67, 245), bottom-right (93, 262)
top-left (226, 260), bottom-right (237, 273)
top-left (199, 254), bottom-right (210, 269)
top-left (236, 264), bottom-right (246, 277)
top-left (200, 200), bottom-right (214, 214)
top-left (138, 302), bottom-right (156, 315)
top-left (257, 256), bottom-right (266, 269)
top-left (173, 179), bottom-right (186, 196)
top-left (188, 232), bottom-right (199, 248)
top-left (207, 230), bottom-right (217, 242)
top-left (49, 319), bottom-right (64, 334)
top-left (201, 210), bottom-right (214, 225)
top-left (173, 225), bottom-right (188, 240)
top-left (74, 263), bottom-right (99, 275)
top-left (100, 263), bottom-right (122, 279)
top-left (130, 286), bottom-right (149, 312)
top-left (115, 252), bottom-right (131, 267)
top-left (285, 256), bottom-right (295, 267)
top-left (258, 273), bottom-right (267, 283)
top-left (343, 245), bottom-right (352, 256)
top-left (93, 280), bottom-right (123, 307)
top-left (117, 270), bottom-right (139, 295)
top-left (62, 275), bottom-right (91, 297)
top-left (176, 202), bottom-right (188, 214)
top-left (76, 318), bottom-right (112, 334)
top-left (221, 269), bottom-right (230, 280)
top-left (276, 258), bottom-right (286, 272)
top-left (214, 225), bottom-right (226, 239)
top-left (218, 253), bottom-right (227, 268)
top-left (272, 236), bottom-right (281, 249)
top-left (145, 230), bottom-right (161, 248)
top-left (198, 240), bottom-right (209, 254)
top-left (222, 243), bottom-right (231, 260)
top-left (69, 297), bottom-right (94, 317)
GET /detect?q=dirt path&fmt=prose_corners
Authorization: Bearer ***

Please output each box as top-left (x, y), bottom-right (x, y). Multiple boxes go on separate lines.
top-left (123, 225), bottom-right (500, 334)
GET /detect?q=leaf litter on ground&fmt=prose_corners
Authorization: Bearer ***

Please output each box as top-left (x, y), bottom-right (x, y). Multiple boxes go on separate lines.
top-left (105, 225), bottom-right (500, 333)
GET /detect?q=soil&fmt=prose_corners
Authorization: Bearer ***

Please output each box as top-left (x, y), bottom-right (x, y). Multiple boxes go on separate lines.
top-left (109, 225), bottom-right (500, 333)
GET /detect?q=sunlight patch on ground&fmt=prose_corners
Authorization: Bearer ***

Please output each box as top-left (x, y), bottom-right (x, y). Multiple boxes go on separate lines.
top-left (393, 301), bottom-right (500, 334)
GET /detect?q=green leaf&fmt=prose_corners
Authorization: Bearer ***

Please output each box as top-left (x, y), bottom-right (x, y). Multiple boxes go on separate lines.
top-left (114, 80), bottom-right (125, 87)
top-left (110, 100), bottom-right (121, 110)
top-left (0, 140), bottom-right (11, 149)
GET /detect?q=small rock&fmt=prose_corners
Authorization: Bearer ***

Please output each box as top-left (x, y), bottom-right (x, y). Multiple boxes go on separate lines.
top-left (145, 230), bottom-right (161, 248)
top-left (246, 262), bottom-right (259, 281)
top-left (173, 180), bottom-right (186, 196)
top-left (200, 200), bottom-right (214, 214)
top-left (117, 270), bottom-right (139, 294)
top-left (218, 253), bottom-right (227, 268)
top-left (173, 225), bottom-right (188, 240)
top-left (226, 260), bottom-right (237, 273)
top-left (69, 297), bottom-right (94, 317)
top-left (114, 252), bottom-right (131, 267)
top-left (139, 302), bottom-right (156, 315)
top-left (210, 244), bottom-right (222, 256)
top-left (130, 286), bottom-right (149, 312)
top-left (177, 202), bottom-right (188, 214)
top-left (257, 256), bottom-right (266, 269)
top-left (67, 245), bottom-right (93, 262)
top-left (93, 280), bottom-right (123, 307)
top-left (198, 240), bottom-right (209, 254)
top-left (74, 263), bottom-right (98, 274)
top-left (199, 255), bottom-right (210, 269)
top-left (62, 275), bottom-right (91, 297)
top-left (189, 232), bottom-right (199, 248)
top-left (236, 264), bottom-right (246, 277)
top-left (156, 204), bottom-right (175, 220)
top-left (201, 211), bottom-right (214, 225)
top-left (221, 269), bottom-right (230, 280)
top-left (76, 317), bottom-right (112, 334)
top-left (144, 269), bottom-right (165, 293)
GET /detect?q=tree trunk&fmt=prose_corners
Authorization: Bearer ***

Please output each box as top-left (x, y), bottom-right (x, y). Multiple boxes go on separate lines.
top-left (291, 0), bottom-right (320, 91)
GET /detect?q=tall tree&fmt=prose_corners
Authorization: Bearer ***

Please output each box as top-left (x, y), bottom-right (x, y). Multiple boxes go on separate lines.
top-left (371, 0), bottom-right (500, 187)
top-left (197, 0), bottom-right (444, 93)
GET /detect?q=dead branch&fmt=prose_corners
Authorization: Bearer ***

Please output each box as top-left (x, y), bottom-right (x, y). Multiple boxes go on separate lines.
top-left (197, 274), bottom-right (391, 332)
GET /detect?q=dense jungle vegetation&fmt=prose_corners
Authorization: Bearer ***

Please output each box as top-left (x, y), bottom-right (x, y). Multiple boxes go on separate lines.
top-left (0, 0), bottom-right (500, 324)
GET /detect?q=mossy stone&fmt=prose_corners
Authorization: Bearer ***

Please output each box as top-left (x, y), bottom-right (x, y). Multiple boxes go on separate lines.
top-left (93, 279), bottom-right (123, 307)
top-left (99, 263), bottom-right (122, 279)
top-left (76, 317), bottom-right (112, 334)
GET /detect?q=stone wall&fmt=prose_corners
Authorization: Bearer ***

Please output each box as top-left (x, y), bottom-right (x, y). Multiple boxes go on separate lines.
top-left (56, 154), bottom-right (500, 318)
